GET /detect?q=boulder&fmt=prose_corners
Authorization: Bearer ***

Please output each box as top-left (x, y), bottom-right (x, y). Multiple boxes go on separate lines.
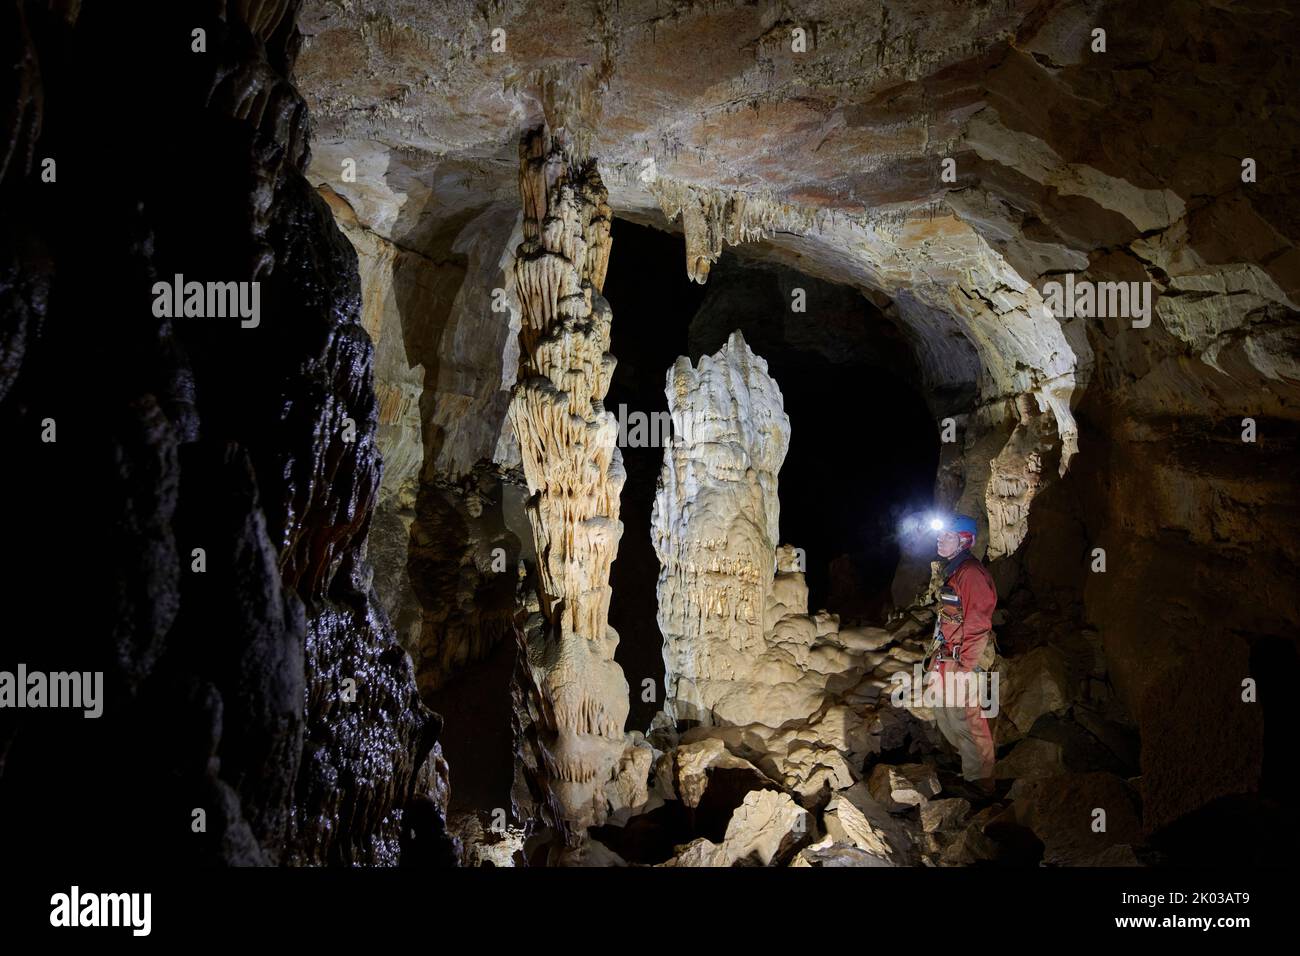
top-left (673, 737), bottom-right (766, 809)
top-left (994, 737), bottom-right (1066, 780)
top-left (920, 797), bottom-right (972, 834)
top-left (835, 626), bottom-right (895, 652)
top-left (662, 789), bottom-right (811, 866)
top-left (868, 763), bottom-right (940, 811)
top-left (1001, 645), bottom-right (1072, 734)
top-left (1009, 771), bottom-right (1143, 865)
top-left (824, 783), bottom-right (916, 864)
top-left (792, 837), bottom-right (896, 867)
top-left (605, 732), bottom-right (656, 815)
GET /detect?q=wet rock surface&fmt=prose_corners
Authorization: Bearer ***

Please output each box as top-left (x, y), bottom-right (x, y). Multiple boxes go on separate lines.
top-left (0, 1), bottom-right (453, 866)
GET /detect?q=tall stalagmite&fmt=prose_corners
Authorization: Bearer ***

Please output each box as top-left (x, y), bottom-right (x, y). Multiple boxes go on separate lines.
top-left (652, 332), bottom-right (802, 727)
top-left (508, 128), bottom-right (630, 841)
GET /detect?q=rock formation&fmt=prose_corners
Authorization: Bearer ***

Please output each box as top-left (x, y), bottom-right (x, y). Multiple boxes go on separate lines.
top-left (507, 127), bottom-right (631, 842)
top-left (620, 328), bottom-right (1154, 867)
top-left (651, 332), bottom-right (792, 726)
top-left (985, 393), bottom-right (1056, 561)
top-left (320, 187), bottom-right (529, 696)
top-left (0, 0), bottom-right (454, 867)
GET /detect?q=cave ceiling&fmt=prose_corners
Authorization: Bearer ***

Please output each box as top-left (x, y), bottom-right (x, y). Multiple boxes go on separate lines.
top-left (298, 1), bottom-right (1295, 467)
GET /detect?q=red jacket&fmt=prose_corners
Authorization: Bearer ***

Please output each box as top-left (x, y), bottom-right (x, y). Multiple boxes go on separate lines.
top-left (938, 553), bottom-right (997, 671)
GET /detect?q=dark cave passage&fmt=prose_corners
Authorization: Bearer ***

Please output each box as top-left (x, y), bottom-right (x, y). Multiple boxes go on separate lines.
top-left (774, 363), bottom-right (938, 619)
top-left (605, 219), bottom-right (940, 732)
top-left (603, 220), bottom-right (708, 733)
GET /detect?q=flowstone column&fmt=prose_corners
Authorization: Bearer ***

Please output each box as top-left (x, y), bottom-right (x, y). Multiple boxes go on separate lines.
top-left (507, 127), bottom-right (630, 841)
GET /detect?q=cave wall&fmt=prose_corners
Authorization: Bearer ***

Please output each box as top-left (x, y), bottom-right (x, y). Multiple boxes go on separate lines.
top-left (0, 0), bottom-right (454, 866)
top-left (1012, 360), bottom-right (1297, 846)
top-left (321, 187), bottom-right (528, 694)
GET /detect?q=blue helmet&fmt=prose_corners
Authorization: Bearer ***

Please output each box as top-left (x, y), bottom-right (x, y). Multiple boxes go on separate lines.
top-left (931, 513), bottom-right (978, 536)
top-left (949, 514), bottom-right (978, 536)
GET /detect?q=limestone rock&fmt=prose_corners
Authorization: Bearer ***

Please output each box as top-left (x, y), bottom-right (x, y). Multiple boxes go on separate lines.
top-left (938, 818), bottom-right (1001, 867)
top-left (804, 704), bottom-right (880, 764)
top-left (920, 798), bottom-right (972, 834)
top-left (824, 785), bottom-right (914, 864)
top-left (452, 812), bottom-right (527, 868)
top-left (719, 789), bottom-right (813, 866)
top-left (986, 394), bottom-right (1055, 560)
top-left (1001, 645), bottom-right (1073, 735)
top-left (649, 334), bottom-right (885, 734)
top-left (773, 743), bottom-right (857, 800)
top-left (834, 626), bottom-right (895, 652)
top-left (1010, 772), bottom-right (1143, 866)
top-left (659, 836), bottom-right (727, 868)
top-left (791, 837), bottom-right (896, 867)
top-left (995, 737), bottom-right (1067, 781)
top-left (674, 737), bottom-right (765, 809)
top-left (659, 789), bottom-right (811, 867)
top-left (868, 763), bottom-right (941, 811)
top-left (605, 732), bottom-right (655, 816)
top-left (651, 332), bottom-right (805, 727)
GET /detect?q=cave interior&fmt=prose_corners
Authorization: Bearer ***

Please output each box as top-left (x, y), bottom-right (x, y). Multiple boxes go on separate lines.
top-left (1, 0), bottom-right (1297, 873)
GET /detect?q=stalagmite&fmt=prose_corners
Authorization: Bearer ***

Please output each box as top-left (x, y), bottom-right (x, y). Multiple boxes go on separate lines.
top-left (507, 127), bottom-right (630, 842)
top-left (652, 331), bottom-right (835, 728)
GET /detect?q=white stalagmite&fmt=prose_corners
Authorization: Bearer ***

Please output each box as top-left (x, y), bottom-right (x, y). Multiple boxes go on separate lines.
top-left (652, 331), bottom-right (832, 727)
top-left (508, 128), bottom-right (630, 840)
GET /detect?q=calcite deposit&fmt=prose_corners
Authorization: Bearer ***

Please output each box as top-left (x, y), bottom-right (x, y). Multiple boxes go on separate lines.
top-left (506, 128), bottom-right (631, 841)
top-left (651, 332), bottom-right (794, 727)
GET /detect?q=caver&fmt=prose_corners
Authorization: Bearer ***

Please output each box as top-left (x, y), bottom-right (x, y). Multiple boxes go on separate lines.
top-left (925, 513), bottom-right (998, 793)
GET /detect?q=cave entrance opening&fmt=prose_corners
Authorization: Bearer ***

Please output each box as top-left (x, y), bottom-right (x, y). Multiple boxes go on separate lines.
top-left (603, 218), bottom-right (940, 733)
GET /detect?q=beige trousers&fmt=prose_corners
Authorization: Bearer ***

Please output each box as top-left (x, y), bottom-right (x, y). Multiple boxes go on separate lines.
top-left (932, 666), bottom-right (996, 782)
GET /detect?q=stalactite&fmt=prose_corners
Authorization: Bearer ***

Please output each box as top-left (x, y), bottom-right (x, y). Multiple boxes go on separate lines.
top-left (985, 392), bottom-right (1054, 561)
top-left (648, 179), bottom-right (825, 283)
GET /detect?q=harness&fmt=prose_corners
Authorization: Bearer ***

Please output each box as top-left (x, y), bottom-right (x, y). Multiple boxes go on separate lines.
top-left (924, 551), bottom-right (976, 671)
